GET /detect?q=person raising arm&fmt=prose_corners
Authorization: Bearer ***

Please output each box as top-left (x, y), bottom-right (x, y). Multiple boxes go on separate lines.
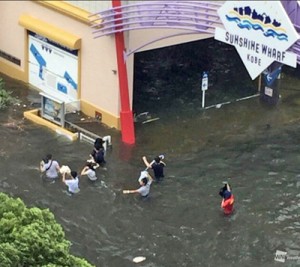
top-left (220, 182), bottom-right (234, 215)
top-left (81, 162), bottom-right (99, 181)
top-left (123, 172), bottom-right (153, 198)
top-left (62, 170), bottom-right (80, 194)
top-left (142, 155), bottom-right (166, 182)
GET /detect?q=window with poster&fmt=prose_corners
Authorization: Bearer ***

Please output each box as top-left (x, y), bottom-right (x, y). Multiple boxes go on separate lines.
top-left (40, 93), bottom-right (65, 127)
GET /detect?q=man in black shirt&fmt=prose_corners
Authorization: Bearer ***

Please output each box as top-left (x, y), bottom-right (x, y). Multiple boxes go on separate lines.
top-left (142, 155), bottom-right (166, 182)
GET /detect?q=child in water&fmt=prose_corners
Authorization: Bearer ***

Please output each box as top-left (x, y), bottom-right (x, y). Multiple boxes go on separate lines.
top-left (219, 182), bottom-right (234, 215)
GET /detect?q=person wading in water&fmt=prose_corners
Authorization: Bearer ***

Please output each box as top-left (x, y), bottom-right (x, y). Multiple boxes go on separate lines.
top-left (219, 182), bottom-right (235, 215)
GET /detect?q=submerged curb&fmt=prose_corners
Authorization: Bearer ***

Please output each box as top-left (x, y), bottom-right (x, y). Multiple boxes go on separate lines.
top-left (24, 109), bottom-right (78, 141)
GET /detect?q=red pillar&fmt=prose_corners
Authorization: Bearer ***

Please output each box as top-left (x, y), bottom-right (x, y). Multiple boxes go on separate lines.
top-left (112, 0), bottom-right (135, 145)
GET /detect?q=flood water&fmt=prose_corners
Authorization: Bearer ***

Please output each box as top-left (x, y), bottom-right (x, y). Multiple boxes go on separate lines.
top-left (1, 72), bottom-right (300, 267)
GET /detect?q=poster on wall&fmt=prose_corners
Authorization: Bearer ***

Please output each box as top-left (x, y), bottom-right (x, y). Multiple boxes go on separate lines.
top-left (28, 31), bottom-right (78, 102)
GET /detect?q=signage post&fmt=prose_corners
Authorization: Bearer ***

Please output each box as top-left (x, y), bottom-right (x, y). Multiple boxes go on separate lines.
top-left (260, 62), bottom-right (282, 105)
top-left (201, 71), bottom-right (208, 108)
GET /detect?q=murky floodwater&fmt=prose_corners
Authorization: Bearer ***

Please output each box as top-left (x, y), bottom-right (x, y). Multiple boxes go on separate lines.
top-left (1, 72), bottom-right (300, 267)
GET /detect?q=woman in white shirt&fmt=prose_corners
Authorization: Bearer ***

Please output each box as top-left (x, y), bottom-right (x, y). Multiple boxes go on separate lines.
top-left (62, 171), bottom-right (80, 194)
top-left (40, 154), bottom-right (60, 179)
top-left (81, 162), bottom-right (99, 181)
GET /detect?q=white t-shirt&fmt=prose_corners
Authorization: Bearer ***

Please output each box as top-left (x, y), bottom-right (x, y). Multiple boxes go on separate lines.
top-left (86, 169), bottom-right (97, 181)
top-left (65, 177), bottom-right (79, 193)
top-left (43, 160), bottom-right (59, 179)
top-left (138, 171), bottom-right (149, 182)
top-left (137, 180), bottom-right (152, 197)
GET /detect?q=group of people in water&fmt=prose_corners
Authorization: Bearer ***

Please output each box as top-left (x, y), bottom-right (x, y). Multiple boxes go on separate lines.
top-left (123, 155), bottom-right (166, 197)
top-left (123, 156), bottom-right (234, 215)
top-left (39, 136), bottom-right (234, 214)
top-left (39, 136), bottom-right (110, 194)
top-left (39, 136), bottom-right (167, 199)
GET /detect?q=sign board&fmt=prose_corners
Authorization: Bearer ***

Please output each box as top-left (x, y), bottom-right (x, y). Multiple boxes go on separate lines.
top-left (264, 87), bottom-right (273, 97)
top-left (29, 31), bottom-right (78, 102)
top-left (215, 1), bottom-right (299, 80)
top-left (201, 72), bottom-right (208, 91)
top-left (40, 92), bottom-right (65, 127)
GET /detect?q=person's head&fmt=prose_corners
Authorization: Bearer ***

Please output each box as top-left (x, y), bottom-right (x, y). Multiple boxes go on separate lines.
top-left (94, 138), bottom-right (103, 145)
top-left (140, 177), bottom-right (148, 186)
top-left (86, 162), bottom-right (96, 170)
top-left (223, 190), bottom-right (231, 200)
top-left (43, 154), bottom-right (52, 163)
top-left (154, 156), bottom-right (161, 163)
top-left (94, 143), bottom-right (103, 150)
top-left (71, 171), bottom-right (77, 179)
top-left (94, 138), bottom-right (104, 149)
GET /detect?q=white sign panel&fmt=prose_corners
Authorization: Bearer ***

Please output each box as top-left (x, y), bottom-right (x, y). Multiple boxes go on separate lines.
top-left (28, 31), bottom-right (78, 102)
top-left (264, 86), bottom-right (273, 97)
top-left (215, 1), bottom-right (299, 80)
top-left (201, 72), bottom-right (208, 91)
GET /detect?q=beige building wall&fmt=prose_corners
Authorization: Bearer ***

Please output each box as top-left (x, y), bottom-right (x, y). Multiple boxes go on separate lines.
top-left (0, 1), bottom-right (28, 81)
top-left (0, 0), bottom-right (121, 128)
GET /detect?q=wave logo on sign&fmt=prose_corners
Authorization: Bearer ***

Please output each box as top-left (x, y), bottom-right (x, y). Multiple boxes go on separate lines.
top-left (226, 6), bottom-right (288, 41)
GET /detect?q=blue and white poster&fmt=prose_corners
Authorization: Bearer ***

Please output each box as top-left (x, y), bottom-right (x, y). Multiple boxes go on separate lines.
top-left (28, 31), bottom-right (78, 102)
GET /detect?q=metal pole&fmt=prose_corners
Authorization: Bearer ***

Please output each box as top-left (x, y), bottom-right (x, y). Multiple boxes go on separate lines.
top-left (258, 74), bottom-right (261, 92)
top-left (202, 90), bottom-right (205, 108)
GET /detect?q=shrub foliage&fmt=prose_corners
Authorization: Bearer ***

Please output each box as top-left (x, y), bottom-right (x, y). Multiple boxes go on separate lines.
top-left (0, 78), bottom-right (17, 109)
top-left (0, 193), bottom-right (94, 267)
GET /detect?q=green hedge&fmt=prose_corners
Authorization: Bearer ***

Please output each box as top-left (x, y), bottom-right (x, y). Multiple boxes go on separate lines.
top-left (0, 193), bottom-right (95, 267)
top-left (0, 78), bottom-right (19, 109)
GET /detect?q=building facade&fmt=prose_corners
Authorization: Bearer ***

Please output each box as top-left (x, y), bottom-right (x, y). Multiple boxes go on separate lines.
top-left (5, 1), bottom-right (300, 143)
top-left (0, 1), bottom-right (222, 135)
